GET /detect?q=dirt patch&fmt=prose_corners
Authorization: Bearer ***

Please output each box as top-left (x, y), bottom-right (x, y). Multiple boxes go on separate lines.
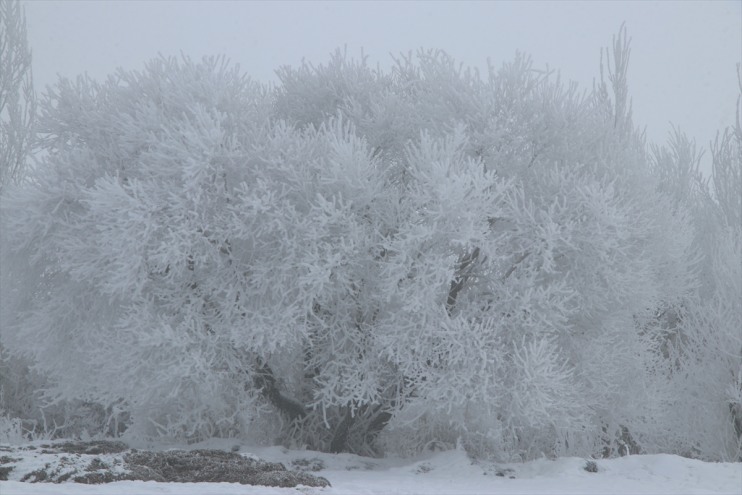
top-left (0, 465), bottom-right (13, 481)
top-left (292, 456), bottom-right (326, 472)
top-left (39, 440), bottom-right (129, 455)
top-left (3, 441), bottom-right (331, 487)
top-left (124, 449), bottom-right (330, 487)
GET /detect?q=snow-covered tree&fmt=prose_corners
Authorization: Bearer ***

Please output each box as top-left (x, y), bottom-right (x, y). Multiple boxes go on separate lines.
top-left (0, 0), bottom-right (39, 434)
top-left (0, 0), bottom-right (35, 191)
top-left (646, 67), bottom-right (742, 461)
top-left (275, 30), bottom-right (700, 459)
top-left (0, 30), bottom-right (726, 461)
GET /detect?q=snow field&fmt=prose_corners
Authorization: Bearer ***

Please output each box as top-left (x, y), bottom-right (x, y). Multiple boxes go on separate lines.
top-left (1, 442), bottom-right (739, 495)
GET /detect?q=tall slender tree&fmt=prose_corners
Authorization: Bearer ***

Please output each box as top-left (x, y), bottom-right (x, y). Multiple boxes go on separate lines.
top-left (0, 0), bottom-right (38, 434)
top-left (0, 0), bottom-right (35, 192)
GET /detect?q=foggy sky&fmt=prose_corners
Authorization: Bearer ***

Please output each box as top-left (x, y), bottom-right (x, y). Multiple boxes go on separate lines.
top-left (23, 1), bottom-right (742, 173)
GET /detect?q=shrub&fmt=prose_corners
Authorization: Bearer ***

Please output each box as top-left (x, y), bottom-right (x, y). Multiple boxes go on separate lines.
top-left (1, 31), bottom-right (734, 461)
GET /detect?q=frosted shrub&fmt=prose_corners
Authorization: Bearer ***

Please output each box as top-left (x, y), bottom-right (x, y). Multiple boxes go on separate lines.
top-left (0, 33), bottom-right (734, 461)
top-left (0, 414), bottom-right (23, 444)
top-left (645, 74), bottom-right (742, 461)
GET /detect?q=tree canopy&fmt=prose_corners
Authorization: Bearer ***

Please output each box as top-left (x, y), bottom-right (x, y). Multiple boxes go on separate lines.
top-left (1, 28), bottom-right (740, 461)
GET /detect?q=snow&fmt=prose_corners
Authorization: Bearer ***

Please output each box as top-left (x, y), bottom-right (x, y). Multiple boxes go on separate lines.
top-left (1, 441), bottom-right (740, 495)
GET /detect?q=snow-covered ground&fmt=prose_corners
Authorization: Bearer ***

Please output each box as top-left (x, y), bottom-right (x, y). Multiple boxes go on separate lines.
top-left (1, 440), bottom-right (740, 495)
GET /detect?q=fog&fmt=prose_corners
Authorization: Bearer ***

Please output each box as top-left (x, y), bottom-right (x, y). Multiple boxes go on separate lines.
top-left (24, 0), bottom-right (742, 173)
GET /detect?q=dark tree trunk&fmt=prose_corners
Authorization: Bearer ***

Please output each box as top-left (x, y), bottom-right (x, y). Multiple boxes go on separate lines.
top-left (253, 361), bottom-right (306, 421)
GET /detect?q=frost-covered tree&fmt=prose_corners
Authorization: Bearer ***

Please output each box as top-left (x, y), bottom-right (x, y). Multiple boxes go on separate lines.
top-left (0, 0), bottom-right (39, 433)
top-left (274, 30), bottom-right (698, 459)
top-left (0, 30), bottom-right (723, 461)
top-left (0, 0), bottom-right (35, 191)
top-left (647, 67), bottom-right (742, 461)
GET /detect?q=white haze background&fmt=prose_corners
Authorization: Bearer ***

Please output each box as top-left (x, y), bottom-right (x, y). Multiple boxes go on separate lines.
top-left (24, 0), bottom-right (741, 175)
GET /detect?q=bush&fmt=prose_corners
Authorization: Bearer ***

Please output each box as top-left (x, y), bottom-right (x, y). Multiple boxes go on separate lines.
top-left (0, 31), bottom-right (736, 461)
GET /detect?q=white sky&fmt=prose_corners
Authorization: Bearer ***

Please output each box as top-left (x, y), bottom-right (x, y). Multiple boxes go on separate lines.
top-left (23, 0), bottom-right (742, 172)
